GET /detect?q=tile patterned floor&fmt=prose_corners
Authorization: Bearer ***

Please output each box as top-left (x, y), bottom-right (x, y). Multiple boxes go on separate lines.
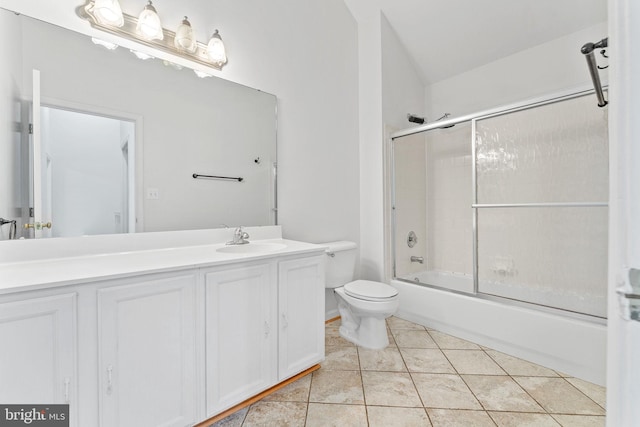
top-left (209, 317), bottom-right (606, 427)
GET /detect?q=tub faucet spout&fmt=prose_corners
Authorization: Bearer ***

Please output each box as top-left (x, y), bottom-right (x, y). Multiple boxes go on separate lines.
top-left (410, 256), bottom-right (424, 264)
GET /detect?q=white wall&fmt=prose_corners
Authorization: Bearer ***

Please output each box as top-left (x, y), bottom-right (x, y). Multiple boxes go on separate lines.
top-left (342, 0), bottom-right (384, 282)
top-left (0, 9), bottom-right (23, 239)
top-left (0, 0), bottom-right (360, 245)
top-left (426, 22), bottom-right (608, 118)
top-left (345, 1), bottom-right (430, 282)
top-left (381, 14), bottom-right (425, 130)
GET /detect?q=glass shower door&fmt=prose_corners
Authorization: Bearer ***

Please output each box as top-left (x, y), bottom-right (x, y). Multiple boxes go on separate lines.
top-left (474, 93), bottom-right (609, 317)
top-left (393, 122), bottom-right (474, 293)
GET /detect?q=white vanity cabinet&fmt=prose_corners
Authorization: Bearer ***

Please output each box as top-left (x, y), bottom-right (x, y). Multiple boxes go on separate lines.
top-left (97, 272), bottom-right (199, 427)
top-left (204, 254), bottom-right (325, 416)
top-left (277, 256), bottom-right (325, 381)
top-left (204, 261), bottom-right (278, 415)
top-left (0, 228), bottom-right (326, 426)
top-left (0, 292), bottom-right (77, 424)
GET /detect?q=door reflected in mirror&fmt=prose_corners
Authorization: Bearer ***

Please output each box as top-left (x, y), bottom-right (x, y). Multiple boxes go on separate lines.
top-left (40, 106), bottom-right (135, 237)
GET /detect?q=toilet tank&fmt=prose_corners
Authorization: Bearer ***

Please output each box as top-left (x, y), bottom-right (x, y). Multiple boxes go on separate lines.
top-left (324, 241), bottom-right (358, 289)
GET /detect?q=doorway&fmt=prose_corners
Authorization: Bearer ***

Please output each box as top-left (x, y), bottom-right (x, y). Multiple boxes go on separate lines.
top-left (39, 106), bottom-right (135, 237)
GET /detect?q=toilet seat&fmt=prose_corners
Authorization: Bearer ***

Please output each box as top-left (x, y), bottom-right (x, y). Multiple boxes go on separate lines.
top-left (344, 280), bottom-right (398, 301)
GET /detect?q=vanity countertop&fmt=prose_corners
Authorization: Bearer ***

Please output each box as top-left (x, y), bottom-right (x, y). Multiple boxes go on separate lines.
top-left (0, 227), bottom-right (327, 294)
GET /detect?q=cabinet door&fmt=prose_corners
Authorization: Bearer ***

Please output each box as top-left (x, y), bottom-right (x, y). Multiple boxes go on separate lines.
top-left (205, 262), bottom-right (277, 415)
top-left (278, 256), bottom-right (325, 380)
top-left (98, 273), bottom-right (197, 427)
top-left (0, 293), bottom-right (77, 423)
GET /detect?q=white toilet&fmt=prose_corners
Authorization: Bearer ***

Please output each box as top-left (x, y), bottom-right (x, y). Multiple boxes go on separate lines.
top-left (325, 241), bottom-right (399, 349)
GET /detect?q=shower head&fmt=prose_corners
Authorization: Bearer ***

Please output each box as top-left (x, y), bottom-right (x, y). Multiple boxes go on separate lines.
top-left (437, 113), bottom-right (455, 128)
top-left (407, 114), bottom-right (425, 125)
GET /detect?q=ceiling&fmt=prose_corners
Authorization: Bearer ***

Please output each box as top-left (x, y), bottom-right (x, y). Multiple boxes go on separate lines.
top-left (380, 0), bottom-right (608, 84)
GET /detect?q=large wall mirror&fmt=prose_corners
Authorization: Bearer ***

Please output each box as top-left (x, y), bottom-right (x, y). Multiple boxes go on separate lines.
top-left (0, 8), bottom-right (277, 240)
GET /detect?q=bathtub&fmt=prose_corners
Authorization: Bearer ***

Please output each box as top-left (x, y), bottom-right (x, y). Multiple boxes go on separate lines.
top-left (391, 271), bottom-right (607, 386)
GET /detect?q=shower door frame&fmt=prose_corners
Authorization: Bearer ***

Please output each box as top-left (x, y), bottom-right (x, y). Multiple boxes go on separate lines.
top-left (389, 85), bottom-right (608, 322)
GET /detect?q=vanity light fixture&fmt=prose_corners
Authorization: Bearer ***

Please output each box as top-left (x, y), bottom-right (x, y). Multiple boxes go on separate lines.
top-left (78, 0), bottom-right (229, 71)
top-left (92, 0), bottom-right (124, 27)
top-left (206, 30), bottom-right (227, 66)
top-left (175, 16), bottom-right (197, 53)
top-left (137, 1), bottom-right (163, 41)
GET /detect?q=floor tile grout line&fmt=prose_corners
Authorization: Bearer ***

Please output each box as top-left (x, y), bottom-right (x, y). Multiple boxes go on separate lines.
top-left (238, 402), bottom-right (249, 427)
top-left (386, 321), bottom-right (437, 426)
top-left (303, 369), bottom-right (314, 427)
top-left (396, 339), bottom-right (435, 426)
top-left (461, 372), bottom-right (551, 416)
top-left (561, 376), bottom-right (607, 410)
top-left (222, 318), bottom-right (606, 426)
top-left (466, 342), bottom-right (603, 417)
top-left (477, 346), bottom-right (508, 376)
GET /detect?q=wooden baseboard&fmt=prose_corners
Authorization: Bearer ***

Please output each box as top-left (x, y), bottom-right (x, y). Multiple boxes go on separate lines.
top-left (325, 315), bottom-right (341, 324)
top-left (194, 364), bottom-right (321, 427)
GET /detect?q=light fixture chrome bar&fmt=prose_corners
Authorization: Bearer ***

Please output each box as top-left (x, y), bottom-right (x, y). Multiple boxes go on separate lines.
top-left (77, 0), bottom-right (225, 70)
top-left (472, 202), bottom-right (608, 208)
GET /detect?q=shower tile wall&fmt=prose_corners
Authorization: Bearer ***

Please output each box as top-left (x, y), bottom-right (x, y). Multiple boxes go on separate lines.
top-left (476, 95), bottom-right (608, 317)
top-left (425, 124), bottom-right (473, 276)
top-left (394, 133), bottom-right (426, 276)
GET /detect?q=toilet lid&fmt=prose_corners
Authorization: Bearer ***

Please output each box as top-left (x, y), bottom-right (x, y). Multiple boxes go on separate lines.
top-left (344, 280), bottom-right (399, 301)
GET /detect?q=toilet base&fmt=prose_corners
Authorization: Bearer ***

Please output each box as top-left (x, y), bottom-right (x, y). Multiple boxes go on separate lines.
top-left (334, 286), bottom-right (398, 350)
top-left (338, 316), bottom-right (390, 350)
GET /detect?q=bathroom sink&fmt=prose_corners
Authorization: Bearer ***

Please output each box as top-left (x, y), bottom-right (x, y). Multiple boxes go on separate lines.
top-left (216, 242), bottom-right (287, 254)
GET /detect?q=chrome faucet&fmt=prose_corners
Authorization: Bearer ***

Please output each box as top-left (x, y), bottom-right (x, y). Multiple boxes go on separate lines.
top-left (410, 256), bottom-right (424, 264)
top-left (227, 226), bottom-right (250, 245)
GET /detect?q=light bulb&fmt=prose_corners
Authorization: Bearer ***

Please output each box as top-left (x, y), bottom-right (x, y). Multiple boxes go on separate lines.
top-left (206, 30), bottom-right (227, 65)
top-left (93, 0), bottom-right (124, 27)
top-left (175, 16), bottom-right (197, 53)
top-left (137, 1), bottom-right (163, 41)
